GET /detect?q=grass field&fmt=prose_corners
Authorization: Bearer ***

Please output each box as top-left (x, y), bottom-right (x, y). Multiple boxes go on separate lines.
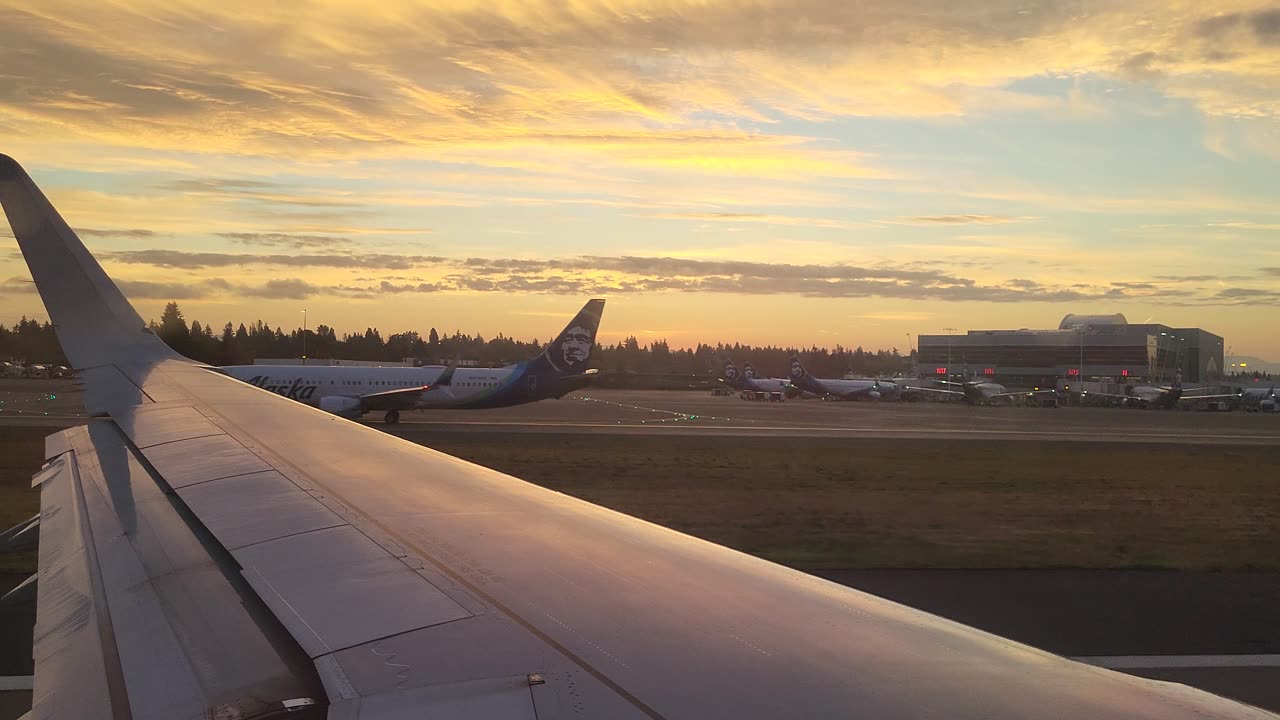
top-left (419, 434), bottom-right (1280, 571)
top-left (2, 426), bottom-right (1276, 572)
top-left (0, 427), bottom-right (65, 573)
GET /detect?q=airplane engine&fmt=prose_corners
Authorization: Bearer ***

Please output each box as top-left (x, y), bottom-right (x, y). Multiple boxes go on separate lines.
top-left (868, 390), bottom-right (881, 400)
top-left (319, 395), bottom-right (364, 418)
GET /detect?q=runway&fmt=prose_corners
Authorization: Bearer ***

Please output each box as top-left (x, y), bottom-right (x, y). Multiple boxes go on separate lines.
top-left (373, 389), bottom-right (1280, 445)
top-left (4, 383), bottom-right (1278, 444)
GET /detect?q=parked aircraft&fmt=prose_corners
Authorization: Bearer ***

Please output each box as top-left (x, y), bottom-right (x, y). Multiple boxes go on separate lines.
top-left (742, 361), bottom-right (792, 393)
top-left (219, 299), bottom-right (604, 423)
top-left (1090, 371), bottom-right (1240, 409)
top-left (2, 153), bottom-right (1270, 719)
top-left (787, 354), bottom-right (898, 400)
top-left (719, 357), bottom-right (790, 394)
top-left (903, 377), bottom-right (1053, 406)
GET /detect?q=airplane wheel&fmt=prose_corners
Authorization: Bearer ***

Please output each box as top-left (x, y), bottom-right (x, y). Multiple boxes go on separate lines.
top-left (385, 410), bottom-right (400, 424)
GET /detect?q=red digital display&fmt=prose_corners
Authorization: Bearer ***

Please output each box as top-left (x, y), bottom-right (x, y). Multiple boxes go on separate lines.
top-left (983, 368), bottom-right (995, 376)
top-left (935, 367), bottom-right (947, 374)
top-left (1121, 369), bottom-right (1129, 377)
top-left (1067, 368), bottom-right (1080, 376)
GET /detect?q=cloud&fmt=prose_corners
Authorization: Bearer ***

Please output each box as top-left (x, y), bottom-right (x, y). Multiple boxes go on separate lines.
top-left (117, 278), bottom-right (232, 300)
top-left (1210, 221), bottom-right (1280, 230)
top-left (244, 278), bottom-right (320, 300)
top-left (1261, 267), bottom-right (1280, 276)
top-left (0, 276), bottom-right (36, 294)
top-left (884, 215), bottom-right (1033, 226)
top-left (73, 227), bottom-right (158, 239)
top-left (1212, 286), bottom-right (1280, 304)
top-left (1154, 274), bottom-right (1223, 282)
top-left (1117, 51), bottom-right (1163, 80)
top-left (3, 0), bottom-right (1279, 176)
top-left (116, 277), bottom-right (317, 300)
top-left (639, 212), bottom-right (849, 228)
top-left (217, 232), bottom-right (352, 249)
top-left (34, 249), bottom-right (1280, 307)
top-left (155, 178), bottom-right (360, 208)
top-left (100, 249), bottom-right (448, 270)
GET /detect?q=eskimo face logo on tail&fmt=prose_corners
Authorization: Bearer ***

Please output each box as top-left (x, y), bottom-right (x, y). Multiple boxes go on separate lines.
top-left (546, 299), bottom-right (604, 374)
top-left (790, 359), bottom-right (805, 379)
top-left (560, 326), bottom-right (593, 368)
top-left (723, 363), bottom-right (740, 380)
top-left (247, 375), bottom-right (319, 401)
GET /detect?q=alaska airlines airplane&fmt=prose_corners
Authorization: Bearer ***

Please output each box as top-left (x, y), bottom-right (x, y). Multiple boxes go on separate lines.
top-left (220, 299), bottom-right (604, 423)
top-left (787, 354), bottom-right (898, 400)
top-left (719, 357), bottom-right (790, 393)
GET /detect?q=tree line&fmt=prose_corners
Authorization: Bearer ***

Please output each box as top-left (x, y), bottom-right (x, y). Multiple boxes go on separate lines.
top-left (4, 302), bottom-right (916, 378)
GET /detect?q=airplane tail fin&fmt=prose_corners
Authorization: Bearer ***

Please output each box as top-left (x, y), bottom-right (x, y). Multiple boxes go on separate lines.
top-left (535, 299), bottom-right (605, 376)
top-left (0, 154), bottom-right (175, 368)
top-left (721, 357), bottom-right (743, 384)
top-left (742, 361), bottom-right (760, 380)
top-left (788, 354), bottom-right (809, 381)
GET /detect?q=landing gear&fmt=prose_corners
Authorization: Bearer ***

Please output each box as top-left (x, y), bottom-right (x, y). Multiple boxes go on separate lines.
top-left (384, 409), bottom-right (400, 424)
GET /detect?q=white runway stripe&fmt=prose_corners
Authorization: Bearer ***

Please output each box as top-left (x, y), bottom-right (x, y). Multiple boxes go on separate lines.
top-left (1074, 655), bottom-right (1280, 669)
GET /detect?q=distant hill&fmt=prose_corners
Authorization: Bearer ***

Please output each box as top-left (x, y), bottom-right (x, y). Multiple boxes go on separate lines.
top-left (1230, 355), bottom-right (1280, 374)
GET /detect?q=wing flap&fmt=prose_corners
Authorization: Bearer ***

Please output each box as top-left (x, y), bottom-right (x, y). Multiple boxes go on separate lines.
top-left (30, 450), bottom-right (120, 720)
top-left (141, 434), bottom-right (273, 488)
top-left (236, 525), bottom-right (473, 658)
top-left (118, 405), bottom-right (224, 448)
top-left (178, 470), bottom-right (345, 550)
top-left (45, 423), bottom-right (324, 720)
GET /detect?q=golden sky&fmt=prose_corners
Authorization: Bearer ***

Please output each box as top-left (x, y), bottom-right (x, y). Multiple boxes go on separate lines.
top-left (1, 1), bottom-right (1278, 358)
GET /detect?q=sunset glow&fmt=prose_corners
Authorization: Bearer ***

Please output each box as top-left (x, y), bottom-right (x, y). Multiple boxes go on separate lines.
top-left (1, 1), bottom-right (1277, 357)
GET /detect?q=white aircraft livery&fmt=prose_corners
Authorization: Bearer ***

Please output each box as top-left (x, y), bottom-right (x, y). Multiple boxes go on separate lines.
top-left (219, 299), bottom-right (604, 423)
top-left (2, 153), bottom-right (1275, 719)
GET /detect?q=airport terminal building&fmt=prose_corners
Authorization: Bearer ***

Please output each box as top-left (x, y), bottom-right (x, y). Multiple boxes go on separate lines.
top-left (916, 314), bottom-right (1224, 385)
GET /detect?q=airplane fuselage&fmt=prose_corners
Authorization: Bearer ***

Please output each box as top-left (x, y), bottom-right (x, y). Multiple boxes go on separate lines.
top-left (807, 377), bottom-right (899, 400)
top-left (220, 363), bottom-right (584, 411)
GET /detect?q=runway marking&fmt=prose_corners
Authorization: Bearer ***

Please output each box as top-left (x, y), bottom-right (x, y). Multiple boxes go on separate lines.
top-left (382, 420), bottom-right (1280, 442)
top-left (0, 675), bottom-right (33, 691)
top-left (1073, 655), bottom-right (1280, 669)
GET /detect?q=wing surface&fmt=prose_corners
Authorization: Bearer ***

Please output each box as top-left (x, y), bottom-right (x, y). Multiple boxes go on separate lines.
top-left (901, 384), bottom-right (964, 396)
top-left (4, 153), bottom-right (1276, 720)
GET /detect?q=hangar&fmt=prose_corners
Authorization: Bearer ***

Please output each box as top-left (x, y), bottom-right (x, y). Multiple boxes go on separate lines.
top-left (916, 314), bottom-right (1224, 385)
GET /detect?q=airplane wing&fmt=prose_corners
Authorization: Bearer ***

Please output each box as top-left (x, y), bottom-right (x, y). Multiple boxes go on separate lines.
top-left (4, 153), bottom-right (1276, 719)
top-left (1177, 393), bottom-right (1242, 402)
top-left (1088, 390), bottom-right (1150, 401)
top-left (987, 389), bottom-right (1057, 399)
top-left (901, 384), bottom-right (964, 396)
top-left (353, 364), bottom-right (460, 410)
top-left (356, 364), bottom-right (455, 409)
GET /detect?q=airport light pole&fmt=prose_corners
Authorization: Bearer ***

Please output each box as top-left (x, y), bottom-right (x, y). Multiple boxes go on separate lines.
top-left (302, 309), bottom-right (308, 366)
top-left (1079, 323), bottom-right (1085, 386)
top-left (942, 328), bottom-right (957, 381)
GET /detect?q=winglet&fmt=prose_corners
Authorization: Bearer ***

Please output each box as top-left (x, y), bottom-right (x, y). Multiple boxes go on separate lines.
top-left (0, 154), bottom-right (175, 368)
top-left (433, 361), bottom-right (458, 387)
